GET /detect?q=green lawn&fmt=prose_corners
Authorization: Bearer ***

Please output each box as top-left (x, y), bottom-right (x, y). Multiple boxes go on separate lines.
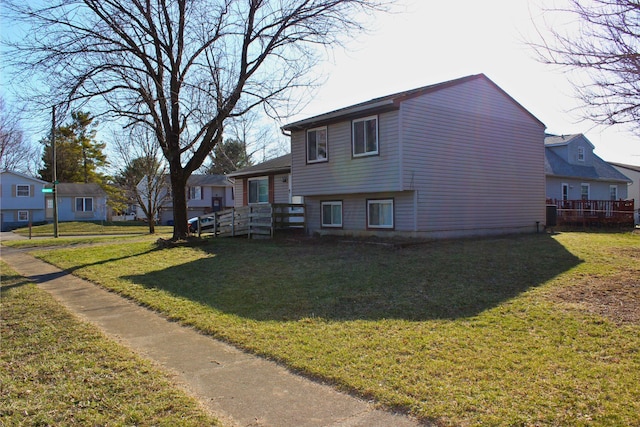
top-left (11, 220), bottom-right (173, 236)
top-left (31, 232), bottom-right (640, 426)
top-left (0, 262), bottom-right (222, 426)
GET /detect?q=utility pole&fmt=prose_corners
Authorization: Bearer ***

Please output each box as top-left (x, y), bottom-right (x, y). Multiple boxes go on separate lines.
top-left (51, 105), bottom-right (59, 238)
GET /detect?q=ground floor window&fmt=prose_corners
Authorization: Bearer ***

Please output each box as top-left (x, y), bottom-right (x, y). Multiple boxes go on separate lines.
top-left (18, 210), bottom-right (29, 221)
top-left (76, 197), bottom-right (94, 212)
top-left (367, 199), bottom-right (394, 229)
top-left (610, 185), bottom-right (618, 200)
top-left (248, 177), bottom-right (269, 204)
top-left (580, 183), bottom-right (590, 201)
top-left (321, 201), bottom-right (342, 228)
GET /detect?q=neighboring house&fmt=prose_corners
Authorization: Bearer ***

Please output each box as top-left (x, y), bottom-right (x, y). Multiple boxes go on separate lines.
top-left (545, 134), bottom-right (631, 201)
top-left (610, 162), bottom-right (640, 224)
top-left (281, 73), bottom-right (547, 239)
top-left (226, 154), bottom-right (294, 207)
top-left (138, 174), bottom-right (234, 225)
top-left (0, 170), bottom-right (48, 231)
top-left (50, 183), bottom-right (109, 222)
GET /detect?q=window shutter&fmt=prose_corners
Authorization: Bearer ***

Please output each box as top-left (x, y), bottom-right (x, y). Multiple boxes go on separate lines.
top-left (72, 197), bottom-right (76, 212)
top-left (11, 185), bottom-right (16, 197)
top-left (30, 185), bottom-right (35, 197)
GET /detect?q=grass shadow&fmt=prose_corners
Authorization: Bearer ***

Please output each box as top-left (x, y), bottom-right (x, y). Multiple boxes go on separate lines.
top-left (123, 234), bottom-right (582, 321)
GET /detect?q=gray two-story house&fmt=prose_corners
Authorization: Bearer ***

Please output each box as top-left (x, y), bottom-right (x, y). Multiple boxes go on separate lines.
top-left (282, 74), bottom-right (547, 239)
top-left (545, 133), bottom-right (631, 201)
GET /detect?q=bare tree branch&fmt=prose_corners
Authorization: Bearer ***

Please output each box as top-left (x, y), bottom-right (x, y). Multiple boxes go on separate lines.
top-left (530, 0), bottom-right (640, 133)
top-left (2, 0), bottom-right (391, 239)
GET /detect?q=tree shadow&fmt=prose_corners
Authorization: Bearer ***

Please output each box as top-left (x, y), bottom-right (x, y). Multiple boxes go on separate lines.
top-left (123, 234), bottom-right (582, 321)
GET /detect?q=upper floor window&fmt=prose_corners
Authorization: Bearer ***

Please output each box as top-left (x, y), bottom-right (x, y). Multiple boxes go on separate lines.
top-left (189, 186), bottom-right (202, 200)
top-left (16, 185), bottom-right (30, 197)
top-left (577, 146), bottom-right (585, 162)
top-left (307, 127), bottom-right (328, 163)
top-left (248, 177), bottom-right (268, 204)
top-left (76, 197), bottom-right (94, 212)
top-left (352, 116), bottom-right (378, 157)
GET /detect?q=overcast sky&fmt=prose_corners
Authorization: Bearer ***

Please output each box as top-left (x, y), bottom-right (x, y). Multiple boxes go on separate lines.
top-left (287, 0), bottom-right (639, 165)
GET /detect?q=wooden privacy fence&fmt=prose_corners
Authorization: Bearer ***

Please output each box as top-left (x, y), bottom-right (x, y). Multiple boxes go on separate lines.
top-left (546, 199), bottom-right (635, 227)
top-left (192, 203), bottom-right (305, 238)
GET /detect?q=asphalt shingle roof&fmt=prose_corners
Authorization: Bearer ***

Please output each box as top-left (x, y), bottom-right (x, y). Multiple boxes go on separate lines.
top-left (544, 134), bottom-right (631, 182)
top-left (226, 154), bottom-right (291, 178)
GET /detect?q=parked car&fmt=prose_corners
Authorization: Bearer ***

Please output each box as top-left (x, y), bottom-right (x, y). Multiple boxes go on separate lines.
top-left (188, 215), bottom-right (216, 233)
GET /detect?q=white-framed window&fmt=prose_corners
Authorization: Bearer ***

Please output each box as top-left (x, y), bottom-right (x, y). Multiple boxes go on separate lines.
top-left (16, 185), bottom-right (30, 197)
top-left (189, 186), bottom-right (202, 200)
top-left (18, 210), bottom-right (29, 221)
top-left (76, 197), bottom-right (94, 212)
top-left (352, 116), bottom-right (378, 157)
top-left (610, 185), bottom-right (618, 201)
top-left (321, 201), bottom-right (342, 228)
top-left (307, 127), bottom-right (328, 163)
top-left (47, 199), bottom-right (54, 209)
top-left (580, 183), bottom-right (590, 201)
top-left (562, 183), bottom-right (569, 201)
top-left (367, 198), bottom-right (394, 229)
top-left (248, 176), bottom-right (269, 204)
top-left (577, 146), bottom-right (585, 162)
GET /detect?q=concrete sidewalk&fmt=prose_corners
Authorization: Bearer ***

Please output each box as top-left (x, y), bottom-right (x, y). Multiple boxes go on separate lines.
top-left (0, 242), bottom-right (423, 427)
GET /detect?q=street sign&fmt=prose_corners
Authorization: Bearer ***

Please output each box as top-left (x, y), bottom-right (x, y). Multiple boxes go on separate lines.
top-left (42, 188), bottom-right (54, 193)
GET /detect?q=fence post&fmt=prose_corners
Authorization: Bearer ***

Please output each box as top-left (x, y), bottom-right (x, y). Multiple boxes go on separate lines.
top-left (271, 205), bottom-right (275, 238)
top-left (231, 208), bottom-right (235, 237)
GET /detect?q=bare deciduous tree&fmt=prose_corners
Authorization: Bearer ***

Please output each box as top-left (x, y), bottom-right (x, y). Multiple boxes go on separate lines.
top-left (0, 97), bottom-right (39, 174)
top-left (3, 0), bottom-right (389, 239)
top-left (531, 0), bottom-right (640, 133)
top-left (112, 127), bottom-right (168, 234)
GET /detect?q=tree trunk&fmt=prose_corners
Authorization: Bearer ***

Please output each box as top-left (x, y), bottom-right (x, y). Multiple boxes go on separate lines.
top-left (170, 164), bottom-right (189, 240)
top-left (147, 217), bottom-right (155, 234)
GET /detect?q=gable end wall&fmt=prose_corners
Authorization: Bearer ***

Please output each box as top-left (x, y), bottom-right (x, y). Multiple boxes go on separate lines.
top-left (400, 77), bottom-right (546, 232)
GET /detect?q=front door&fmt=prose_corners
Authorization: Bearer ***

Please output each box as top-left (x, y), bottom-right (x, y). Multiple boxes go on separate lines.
top-left (211, 197), bottom-right (223, 212)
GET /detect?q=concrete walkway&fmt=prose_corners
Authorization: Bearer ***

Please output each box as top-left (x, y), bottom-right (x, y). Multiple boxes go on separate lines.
top-left (0, 234), bottom-right (423, 427)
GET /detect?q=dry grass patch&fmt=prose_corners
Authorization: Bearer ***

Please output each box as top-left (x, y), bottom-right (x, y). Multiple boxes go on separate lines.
top-left (551, 268), bottom-right (640, 325)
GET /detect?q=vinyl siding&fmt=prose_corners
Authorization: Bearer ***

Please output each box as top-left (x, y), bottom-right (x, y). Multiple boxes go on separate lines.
top-left (291, 110), bottom-right (400, 196)
top-left (0, 172), bottom-right (47, 210)
top-left (400, 77), bottom-right (546, 234)
top-left (273, 173), bottom-right (291, 204)
top-left (233, 179), bottom-right (244, 208)
top-left (546, 177), bottom-right (628, 200)
top-left (306, 191), bottom-right (415, 236)
top-left (292, 76), bottom-right (546, 238)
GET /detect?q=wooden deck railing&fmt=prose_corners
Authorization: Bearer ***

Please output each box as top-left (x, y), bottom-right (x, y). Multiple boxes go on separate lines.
top-left (546, 199), bottom-right (635, 226)
top-left (192, 203), bottom-right (305, 238)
